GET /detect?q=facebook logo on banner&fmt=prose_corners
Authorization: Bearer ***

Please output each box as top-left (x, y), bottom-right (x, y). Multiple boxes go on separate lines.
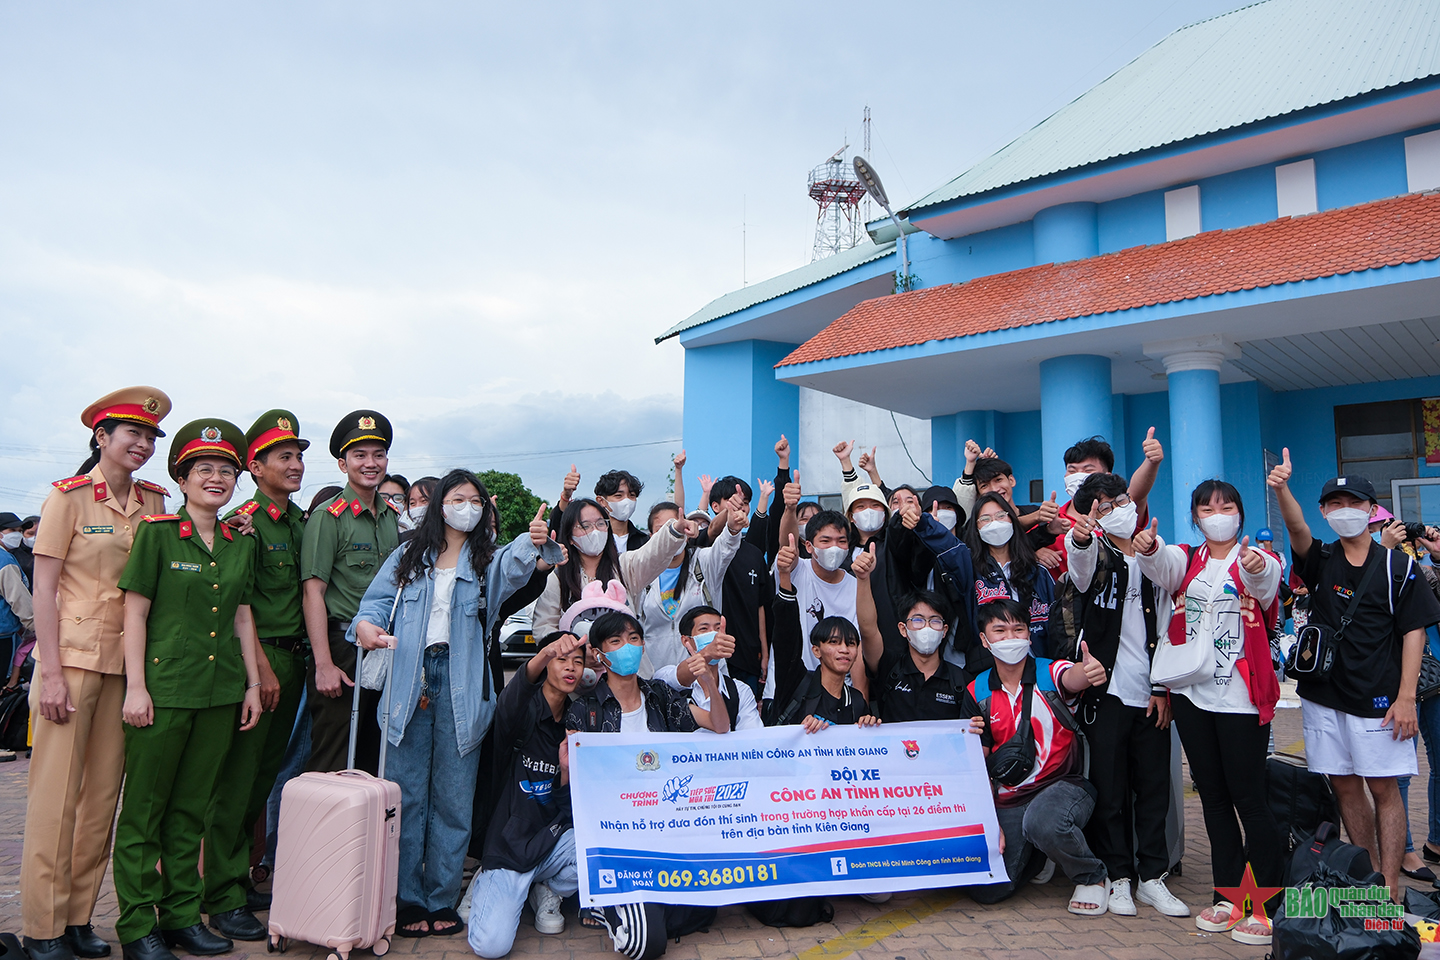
top-left (830, 857), bottom-right (848, 876)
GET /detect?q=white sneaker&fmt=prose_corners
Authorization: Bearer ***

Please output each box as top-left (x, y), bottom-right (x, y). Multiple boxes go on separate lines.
top-left (528, 881), bottom-right (565, 935)
top-left (859, 892), bottom-right (891, 903)
top-left (1107, 878), bottom-right (1136, 916)
top-left (1136, 875), bottom-right (1191, 917)
top-left (1029, 859), bottom-right (1055, 885)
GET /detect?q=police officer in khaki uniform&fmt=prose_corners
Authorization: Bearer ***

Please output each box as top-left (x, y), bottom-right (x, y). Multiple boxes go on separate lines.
top-left (201, 410), bottom-right (310, 941)
top-left (22, 387), bottom-right (171, 960)
top-left (113, 420), bottom-right (263, 960)
top-left (300, 410), bottom-right (399, 773)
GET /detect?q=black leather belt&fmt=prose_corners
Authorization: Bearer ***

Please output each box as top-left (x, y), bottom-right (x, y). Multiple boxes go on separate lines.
top-left (259, 636), bottom-right (307, 653)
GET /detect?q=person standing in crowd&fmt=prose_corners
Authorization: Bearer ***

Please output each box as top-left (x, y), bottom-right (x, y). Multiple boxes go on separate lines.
top-left (299, 410), bottom-right (400, 774)
top-left (856, 570), bottom-right (968, 723)
top-left (708, 477), bottom-right (774, 697)
top-left (379, 475), bottom-right (410, 520)
top-left (566, 611), bottom-right (729, 959)
top-left (113, 419), bottom-right (263, 960)
top-left (354, 471), bottom-right (563, 939)
top-left (962, 599), bottom-right (1111, 915)
top-left (1, 511), bottom-right (31, 584)
top-left (1267, 453), bottom-right (1440, 907)
top-left (1134, 480), bottom-right (1282, 945)
top-left (0, 511), bottom-right (33, 693)
top-left (531, 494), bottom-right (689, 640)
top-left (399, 477), bottom-right (437, 541)
top-left (465, 630), bottom-right (586, 957)
top-left (635, 495), bottom-right (743, 671)
top-left (656, 607), bottom-right (764, 730)
top-left (22, 387), bottom-right (171, 960)
top-left (1065, 474), bottom-right (1187, 919)
top-left (15, 515), bottom-right (40, 584)
top-left (553, 466), bottom-right (650, 557)
top-left (201, 410), bottom-right (311, 941)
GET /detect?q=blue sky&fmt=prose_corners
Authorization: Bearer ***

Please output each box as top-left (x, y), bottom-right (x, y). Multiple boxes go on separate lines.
top-left (0, 0), bottom-right (1238, 513)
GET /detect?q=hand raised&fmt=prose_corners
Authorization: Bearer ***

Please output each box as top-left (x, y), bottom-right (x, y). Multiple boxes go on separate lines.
top-left (1239, 535), bottom-right (1267, 575)
top-left (1079, 640), bottom-right (1107, 687)
top-left (1132, 517), bottom-right (1160, 555)
top-left (852, 541), bottom-right (876, 579)
top-left (1033, 491), bottom-right (1059, 525)
top-left (901, 500), bottom-right (922, 530)
top-left (1142, 426), bottom-right (1164, 465)
top-left (776, 533), bottom-right (799, 575)
top-left (673, 449), bottom-right (687, 470)
top-left (1266, 447), bottom-right (1292, 489)
top-left (562, 464), bottom-right (581, 497)
top-left (529, 502), bottom-right (550, 547)
top-left (833, 439), bottom-right (855, 462)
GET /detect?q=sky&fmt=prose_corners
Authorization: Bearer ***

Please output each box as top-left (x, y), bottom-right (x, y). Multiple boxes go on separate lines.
top-left (0, 0), bottom-right (1241, 515)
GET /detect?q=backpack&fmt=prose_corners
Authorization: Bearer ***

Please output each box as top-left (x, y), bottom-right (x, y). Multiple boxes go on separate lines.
top-left (718, 675), bottom-right (740, 731)
top-left (0, 685), bottom-right (26, 752)
top-left (774, 671), bottom-right (868, 727)
top-left (1266, 751), bottom-right (1338, 855)
top-left (1286, 820), bottom-right (1373, 887)
top-left (744, 896), bottom-right (834, 928)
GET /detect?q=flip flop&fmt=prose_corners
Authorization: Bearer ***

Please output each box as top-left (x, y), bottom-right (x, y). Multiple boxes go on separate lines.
top-left (1195, 900), bottom-right (1241, 933)
top-left (429, 907), bottom-right (465, 937)
top-left (397, 904), bottom-right (431, 938)
top-left (1068, 882), bottom-right (1109, 916)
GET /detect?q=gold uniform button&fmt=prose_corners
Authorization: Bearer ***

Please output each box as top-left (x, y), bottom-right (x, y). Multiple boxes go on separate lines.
top-left (209, 631), bottom-right (216, 638)
top-left (75, 617), bottom-right (82, 623)
top-left (208, 655), bottom-right (215, 661)
top-left (212, 607), bottom-right (218, 613)
top-left (153, 657), bottom-right (159, 664)
top-left (210, 562), bottom-right (216, 568)
top-left (212, 584), bottom-right (219, 590)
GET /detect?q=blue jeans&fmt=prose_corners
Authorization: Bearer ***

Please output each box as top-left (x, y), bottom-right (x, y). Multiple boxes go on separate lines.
top-left (388, 645), bottom-right (483, 913)
top-left (465, 829), bottom-right (578, 958)
top-left (968, 779), bottom-right (1104, 903)
top-left (1398, 694), bottom-right (1440, 854)
top-left (264, 678), bottom-right (312, 867)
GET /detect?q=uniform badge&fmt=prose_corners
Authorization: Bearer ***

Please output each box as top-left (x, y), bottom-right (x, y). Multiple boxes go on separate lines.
top-left (358, 416), bottom-right (376, 430)
top-left (170, 561), bottom-right (201, 572)
top-left (144, 397), bottom-right (160, 414)
top-left (267, 502), bottom-right (282, 521)
top-left (327, 498), bottom-right (348, 518)
top-left (238, 501), bottom-right (261, 516)
top-left (636, 750), bottom-right (661, 771)
top-left (201, 425), bottom-right (222, 442)
top-left (278, 416), bottom-right (292, 431)
top-left (179, 521), bottom-right (193, 539)
top-left (351, 499), bottom-right (364, 517)
top-left (93, 482), bottom-right (108, 502)
top-left (221, 524), bottom-right (233, 541)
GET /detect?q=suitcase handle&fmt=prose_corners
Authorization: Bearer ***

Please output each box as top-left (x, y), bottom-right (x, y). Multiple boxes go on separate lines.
top-left (348, 591), bottom-right (401, 778)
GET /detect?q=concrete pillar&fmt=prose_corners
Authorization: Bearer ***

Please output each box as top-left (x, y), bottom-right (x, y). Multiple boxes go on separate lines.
top-left (682, 339), bottom-right (800, 487)
top-left (1039, 355), bottom-right (1113, 499)
top-left (1033, 202), bottom-right (1099, 265)
top-left (932, 411), bottom-right (1001, 484)
top-left (1145, 336), bottom-right (1240, 537)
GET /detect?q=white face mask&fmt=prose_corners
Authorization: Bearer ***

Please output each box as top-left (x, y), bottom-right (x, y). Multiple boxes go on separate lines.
top-left (1064, 472), bottom-right (1090, 498)
top-left (813, 545), bottom-right (848, 572)
top-left (907, 626), bottom-right (945, 656)
top-left (978, 519), bottom-right (1013, 546)
top-left (1196, 512), bottom-right (1240, 543)
top-left (396, 511), bottom-right (417, 533)
top-left (1326, 507), bottom-right (1372, 540)
top-left (852, 507), bottom-right (885, 533)
top-left (0, 532), bottom-right (19, 551)
top-left (1099, 502), bottom-right (1139, 537)
top-left (607, 498), bottom-right (637, 523)
top-left (988, 636), bottom-right (1032, 665)
top-left (22, 536), bottom-right (35, 549)
top-left (576, 528), bottom-right (610, 556)
top-left (443, 502), bottom-right (483, 533)
top-left (934, 508), bottom-right (958, 531)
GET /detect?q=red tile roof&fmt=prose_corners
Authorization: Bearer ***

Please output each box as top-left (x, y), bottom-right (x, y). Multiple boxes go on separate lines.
top-left (777, 192), bottom-right (1440, 368)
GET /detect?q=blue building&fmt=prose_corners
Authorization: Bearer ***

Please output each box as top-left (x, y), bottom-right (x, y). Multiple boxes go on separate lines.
top-left (658, 0), bottom-right (1440, 550)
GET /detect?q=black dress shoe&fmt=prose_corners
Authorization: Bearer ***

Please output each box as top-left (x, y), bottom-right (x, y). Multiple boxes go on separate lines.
top-left (245, 887), bottom-right (271, 913)
top-left (208, 907), bottom-right (265, 942)
top-left (66, 925), bottom-right (112, 958)
top-left (25, 936), bottom-right (78, 960)
top-left (119, 932), bottom-right (176, 960)
top-left (158, 925), bottom-right (231, 957)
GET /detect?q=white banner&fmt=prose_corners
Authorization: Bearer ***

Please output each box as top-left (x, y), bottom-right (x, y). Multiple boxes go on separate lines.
top-left (569, 721), bottom-right (1006, 906)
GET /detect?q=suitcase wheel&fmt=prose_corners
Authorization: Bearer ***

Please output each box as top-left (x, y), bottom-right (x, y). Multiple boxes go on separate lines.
top-left (372, 940), bottom-right (389, 957)
top-left (267, 937), bottom-right (286, 953)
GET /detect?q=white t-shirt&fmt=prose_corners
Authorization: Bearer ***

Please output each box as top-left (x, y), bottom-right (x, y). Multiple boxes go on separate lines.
top-left (615, 534), bottom-right (631, 557)
top-left (762, 560), bottom-right (859, 701)
top-left (1109, 554), bottom-right (1153, 709)
top-left (1174, 549), bottom-right (1258, 715)
top-left (426, 566), bottom-right (458, 648)
top-left (620, 698), bottom-right (647, 733)
top-left (654, 664), bottom-right (763, 731)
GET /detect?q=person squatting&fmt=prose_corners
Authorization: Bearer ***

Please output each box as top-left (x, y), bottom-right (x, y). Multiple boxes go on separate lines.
top-left (12, 387), bottom-right (1437, 958)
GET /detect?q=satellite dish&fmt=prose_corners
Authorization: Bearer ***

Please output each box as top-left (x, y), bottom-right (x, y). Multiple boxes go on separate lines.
top-left (853, 156), bottom-right (890, 209)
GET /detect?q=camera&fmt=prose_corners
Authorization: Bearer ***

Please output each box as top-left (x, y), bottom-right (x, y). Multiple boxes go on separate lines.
top-left (1404, 522), bottom-right (1436, 542)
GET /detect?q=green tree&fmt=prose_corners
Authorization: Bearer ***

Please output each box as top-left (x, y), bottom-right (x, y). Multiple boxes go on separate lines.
top-left (477, 470), bottom-right (542, 544)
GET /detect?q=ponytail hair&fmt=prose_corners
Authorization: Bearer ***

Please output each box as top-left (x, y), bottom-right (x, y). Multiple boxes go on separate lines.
top-left (77, 419), bottom-right (123, 475)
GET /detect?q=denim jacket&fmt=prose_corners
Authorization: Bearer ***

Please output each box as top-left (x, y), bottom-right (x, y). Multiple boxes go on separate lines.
top-left (348, 531), bottom-right (564, 756)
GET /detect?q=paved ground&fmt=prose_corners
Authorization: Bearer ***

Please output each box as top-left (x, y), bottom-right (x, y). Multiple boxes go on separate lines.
top-left (0, 687), bottom-right (1432, 960)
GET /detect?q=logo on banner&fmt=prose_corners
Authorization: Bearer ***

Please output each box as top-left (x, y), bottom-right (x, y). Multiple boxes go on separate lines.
top-left (662, 776), bottom-right (693, 803)
top-left (598, 869), bottom-right (617, 889)
top-left (903, 740), bottom-right (920, 759)
top-left (830, 857), bottom-right (848, 876)
top-left (636, 750), bottom-right (661, 771)
top-left (663, 775), bottom-right (749, 806)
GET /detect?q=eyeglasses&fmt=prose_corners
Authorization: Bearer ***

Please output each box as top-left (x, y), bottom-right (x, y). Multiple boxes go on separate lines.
top-left (906, 616), bottom-right (947, 631)
top-left (975, 513), bottom-right (1010, 527)
top-left (442, 497), bottom-right (484, 507)
top-left (190, 465), bottom-right (237, 480)
top-left (575, 519), bottom-right (610, 534)
top-left (1095, 494), bottom-right (1133, 517)
top-left (382, 493), bottom-right (406, 505)
top-left (819, 636), bottom-right (860, 648)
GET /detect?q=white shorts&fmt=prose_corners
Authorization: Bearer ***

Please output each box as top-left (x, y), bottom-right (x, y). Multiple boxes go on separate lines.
top-left (1300, 699), bottom-right (1418, 778)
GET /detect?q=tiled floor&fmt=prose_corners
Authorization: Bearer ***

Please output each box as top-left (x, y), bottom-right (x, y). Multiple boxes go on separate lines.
top-left (0, 689), bottom-right (1431, 959)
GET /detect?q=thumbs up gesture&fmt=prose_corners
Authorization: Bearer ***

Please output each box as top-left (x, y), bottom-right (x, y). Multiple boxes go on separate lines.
top-left (852, 541), bottom-right (877, 579)
top-left (1267, 447), bottom-right (1293, 489)
top-left (562, 464), bottom-right (581, 500)
top-left (1071, 500), bottom-right (1101, 546)
top-left (1132, 517), bottom-right (1160, 556)
top-left (529, 502), bottom-right (550, 547)
top-left (1143, 426), bottom-right (1164, 464)
top-left (1079, 640), bottom-right (1107, 688)
top-left (776, 533), bottom-right (799, 580)
top-left (1034, 490), bottom-right (1060, 526)
top-left (900, 499), bottom-right (922, 530)
top-left (783, 471), bottom-right (802, 510)
top-left (1238, 535), bottom-right (1266, 575)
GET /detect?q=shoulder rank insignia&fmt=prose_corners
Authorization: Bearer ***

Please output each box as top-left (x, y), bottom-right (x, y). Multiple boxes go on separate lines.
top-left (221, 524), bottom-right (233, 541)
top-left (179, 521), bottom-right (193, 539)
top-left (327, 497), bottom-right (349, 518)
top-left (267, 502), bottom-right (283, 522)
top-left (136, 479), bottom-right (171, 497)
top-left (237, 501), bottom-right (261, 516)
top-left (351, 499), bottom-right (364, 517)
top-left (93, 481), bottom-right (108, 502)
top-left (141, 514), bottom-right (180, 523)
top-left (52, 474), bottom-right (94, 492)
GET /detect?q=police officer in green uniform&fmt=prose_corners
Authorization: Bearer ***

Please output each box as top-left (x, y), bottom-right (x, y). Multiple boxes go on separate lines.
top-left (300, 409), bottom-right (399, 773)
top-left (201, 410), bottom-right (310, 941)
top-left (114, 420), bottom-right (263, 960)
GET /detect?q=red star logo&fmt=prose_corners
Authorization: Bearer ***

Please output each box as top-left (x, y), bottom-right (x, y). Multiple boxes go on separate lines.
top-left (1214, 863), bottom-right (1284, 921)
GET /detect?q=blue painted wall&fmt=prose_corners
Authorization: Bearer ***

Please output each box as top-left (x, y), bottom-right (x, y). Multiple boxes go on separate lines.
top-left (682, 340), bottom-right (799, 487)
top-left (1122, 391), bottom-right (1175, 540)
top-left (1313, 132), bottom-right (1411, 212)
top-left (1033, 202), bottom-right (1099, 264)
top-left (929, 409), bottom-right (1044, 501)
top-left (1097, 190), bottom-right (1167, 253)
top-left (1200, 164), bottom-right (1279, 232)
top-left (908, 221), bottom-right (1035, 290)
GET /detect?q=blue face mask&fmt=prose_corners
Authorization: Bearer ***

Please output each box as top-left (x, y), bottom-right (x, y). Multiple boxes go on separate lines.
top-left (691, 632), bottom-right (723, 665)
top-left (604, 641), bottom-right (644, 676)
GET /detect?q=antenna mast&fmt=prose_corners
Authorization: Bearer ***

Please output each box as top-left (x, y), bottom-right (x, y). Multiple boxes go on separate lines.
top-left (807, 143), bottom-right (866, 261)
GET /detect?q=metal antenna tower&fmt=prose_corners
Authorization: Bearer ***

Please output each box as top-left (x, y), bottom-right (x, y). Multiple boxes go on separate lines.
top-left (807, 143), bottom-right (866, 261)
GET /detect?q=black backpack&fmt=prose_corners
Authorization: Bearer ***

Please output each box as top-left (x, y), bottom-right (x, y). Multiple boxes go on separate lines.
top-left (745, 896), bottom-right (834, 928)
top-left (1266, 752), bottom-right (1339, 856)
top-left (774, 671), bottom-right (868, 727)
top-left (1286, 820), bottom-right (1373, 887)
top-left (0, 686), bottom-right (28, 752)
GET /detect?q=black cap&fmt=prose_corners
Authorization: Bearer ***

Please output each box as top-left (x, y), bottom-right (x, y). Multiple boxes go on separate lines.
top-left (329, 410), bottom-right (393, 459)
top-left (0, 513), bottom-right (21, 531)
top-left (920, 485), bottom-right (961, 513)
top-left (21, 516), bottom-right (39, 530)
top-left (1318, 475), bottom-right (1378, 505)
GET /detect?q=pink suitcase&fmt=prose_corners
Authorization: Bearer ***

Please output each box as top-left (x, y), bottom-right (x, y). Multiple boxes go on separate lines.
top-left (268, 632), bottom-right (401, 959)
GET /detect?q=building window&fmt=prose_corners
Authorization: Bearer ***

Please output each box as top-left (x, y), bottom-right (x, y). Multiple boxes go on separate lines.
top-left (1405, 129), bottom-right (1440, 193)
top-left (1275, 159), bottom-right (1317, 218)
top-left (1164, 185), bottom-right (1201, 241)
top-left (1334, 399), bottom-right (1422, 510)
